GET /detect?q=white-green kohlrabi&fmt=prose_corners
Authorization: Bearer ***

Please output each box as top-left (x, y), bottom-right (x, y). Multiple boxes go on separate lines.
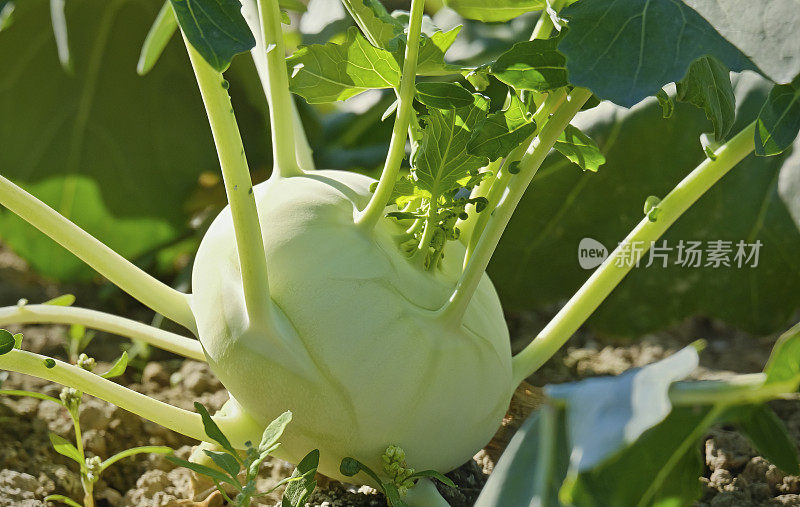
top-left (193, 170), bottom-right (512, 480)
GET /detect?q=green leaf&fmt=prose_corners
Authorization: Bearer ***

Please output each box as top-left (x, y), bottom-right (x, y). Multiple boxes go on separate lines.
top-left (340, 0), bottom-right (403, 49)
top-left (442, 0), bottom-right (546, 22)
top-left (383, 482), bottom-right (408, 507)
top-left (475, 406), bottom-right (569, 507)
top-left (562, 406), bottom-right (714, 506)
top-left (547, 346), bottom-right (699, 472)
top-left (410, 470), bottom-right (456, 489)
top-left (755, 75), bottom-right (800, 156)
top-left (0, 0), bottom-right (219, 281)
top-left (467, 93), bottom-right (536, 160)
top-left (655, 89), bottom-right (674, 119)
top-left (0, 329), bottom-right (14, 355)
top-left (559, 0), bottom-right (757, 107)
top-left (44, 494), bottom-right (83, 507)
top-left (683, 0), bottom-right (800, 85)
top-left (491, 37), bottom-right (567, 92)
top-left (168, 0), bottom-right (255, 72)
top-left (258, 410), bottom-right (292, 452)
top-left (167, 455), bottom-right (240, 487)
top-left (676, 56), bottom-right (736, 141)
top-left (281, 449), bottom-right (319, 507)
top-left (763, 322), bottom-right (800, 385)
top-left (49, 0), bottom-right (71, 72)
top-left (416, 82), bottom-right (475, 110)
top-left (413, 27), bottom-right (462, 77)
top-left (0, 389), bottom-right (63, 405)
top-left (279, 0), bottom-right (306, 12)
top-left (553, 124), bottom-right (605, 172)
top-left (49, 432), bottom-right (84, 465)
top-left (203, 449), bottom-right (241, 477)
top-left (137, 1), bottom-right (177, 76)
top-left (194, 402), bottom-right (239, 458)
top-left (43, 294), bottom-right (75, 306)
top-left (287, 27), bottom-right (400, 103)
top-left (490, 74), bottom-right (800, 336)
top-left (413, 94), bottom-right (489, 199)
top-left (99, 351), bottom-right (128, 379)
top-left (729, 404), bottom-right (800, 475)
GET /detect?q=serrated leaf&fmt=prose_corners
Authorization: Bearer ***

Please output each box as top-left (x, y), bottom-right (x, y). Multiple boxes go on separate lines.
top-left (676, 56), bottom-right (736, 141)
top-left (167, 456), bottom-right (240, 487)
top-left (729, 404), bottom-right (800, 475)
top-left (49, 433), bottom-right (84, 465)
top-left (559, 0), bottom-right (757, 107)
top-left (194, 402), bottom-right (238, 457)
top-left (0, 329), bottom-right (14, 355)
top-left (763, 322), bottom-right (800, 385)
top-left (413, 95), bottom-right (489, 200)
top-left (168, 0), bottom-right (255, 72)
top-left (468, 93), bottom-right (536, 160)
top-left (99, 351), bottom-right (128, 379)
top-left (414, 27), bottom-right (462, 77)
top-left (287, 27), bottom-right (400, 103)
top-left (553, 124), bottom-right (605, 172)
top-left (491, 37), bottom-right (567, 92)
top-left (755, 75), bottom-right (800, 156)
top-left (281, 449), bottom-right (319, 507)
top-left (258, 410), bottom-right (292, 452)
top-left (341, 0), bottom-right (403, 49)
top-left (203, 449), bottom-right (241, 477)
top-left (442, 0), bottom-right (546, 22)
top-left (137, 1), bottom-right (177, 76)
top-left (547, 345), bottom-right (699, 472)
top-left (43, 294), bottom-right (75, 306)
top-left (416, 82), bottom-right (474, 110)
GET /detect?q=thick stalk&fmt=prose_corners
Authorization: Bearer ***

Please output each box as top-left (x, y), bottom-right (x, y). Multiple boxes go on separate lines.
top-left (241, 0), bottom-right (315, 171)
top-left (0, 175), bottom-right (195, 333)
top-left (0, 304), bottom-right (204, 361)
top-left (669, 373), bottom-right (798, 406)
top-left (355, 0), bottom-right (426, 230)
top-left (256, 0), bottom-right (303, 177)
top-left (439, 89), bottom-right (592, 325)
top-left (0, 349), bottom-right (262, 446)
top-left (463, 89), bottom-right (567, 265)
top-left (511, 121), bottom-right (758, 385)
top-left (184, 38), bottom-right (272, 329)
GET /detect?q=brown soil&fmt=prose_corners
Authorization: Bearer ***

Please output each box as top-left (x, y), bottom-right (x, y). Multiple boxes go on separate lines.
top-left (1, 246), bottom-right (799, 506)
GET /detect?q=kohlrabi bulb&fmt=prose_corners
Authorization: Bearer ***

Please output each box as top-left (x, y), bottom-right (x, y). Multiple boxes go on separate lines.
top-left (191, 169), bottom-right (512, 481)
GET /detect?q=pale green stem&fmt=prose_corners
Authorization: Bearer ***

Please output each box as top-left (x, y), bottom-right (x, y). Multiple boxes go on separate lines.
top-left (511, 121), bottom-right (758, 385)
top-left (669, 373), bottom-right (799, 407)
top-left (463, 89), bottom-right (567, 265)
top-left (438, 89), bottom-right (592, 325)
top-left (355, 0), bottom-right (426, 230)
top-left (0, 304), bottom-right (204, 361)
top-left (0, 175), bottom-right (196, 333)
top-left (256, 0), bottom-right (303, 177)
top-left (241, 0), bottom-right (314, 171)
top-left (412, 217), bottom-right (435, 267)
top-left (183, 37), bottom-right (272, 329)
top-left (0, 349), bottom-right (262, 446)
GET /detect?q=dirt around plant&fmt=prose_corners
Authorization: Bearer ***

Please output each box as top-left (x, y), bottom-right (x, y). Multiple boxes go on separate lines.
top-left (1, 246), bottom-right (799, 506)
